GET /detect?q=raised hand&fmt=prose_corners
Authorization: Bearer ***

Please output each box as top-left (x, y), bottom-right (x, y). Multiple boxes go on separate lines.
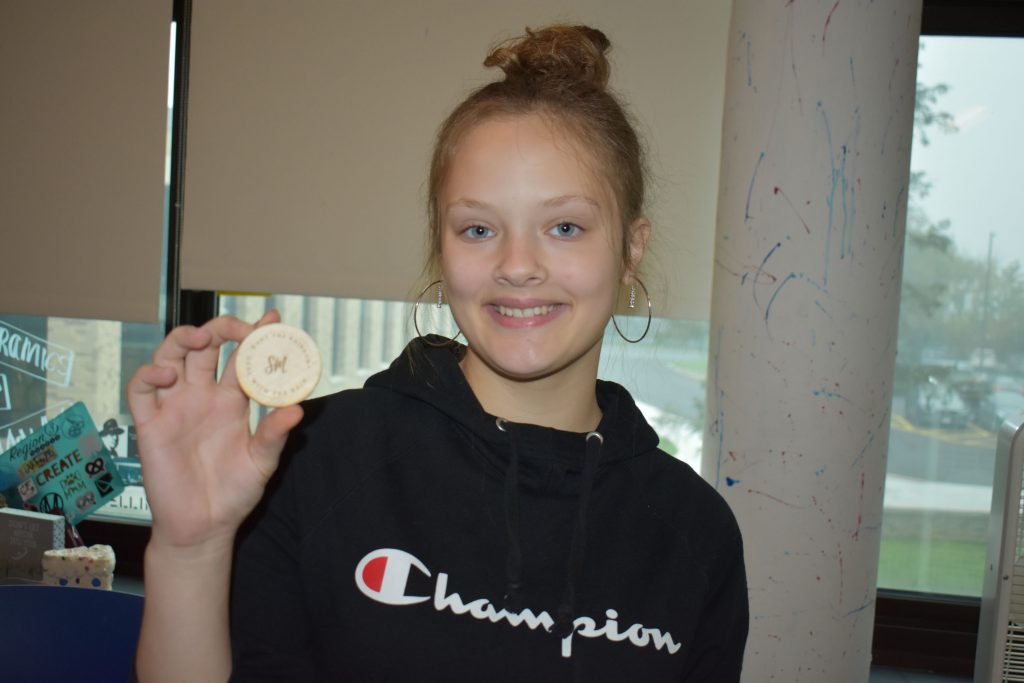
top-left (126, 311), bottom-right (304, 550)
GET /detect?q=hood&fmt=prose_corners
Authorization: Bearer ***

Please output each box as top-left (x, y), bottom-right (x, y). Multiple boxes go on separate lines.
top-left (364, 335), bottom-right (662, 471)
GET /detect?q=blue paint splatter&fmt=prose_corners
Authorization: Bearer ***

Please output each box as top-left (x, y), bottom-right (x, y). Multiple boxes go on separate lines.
top-left (751, 240), bottom-right (782, 305)
top-left (814, 299), bottom-right (832, 319)
top-left (764, 272), bottom-right (797, 322)
top-left (813, 387), bottom-right (851, 402)
top-left (839, 144), bottom-right (850, 259)
top-left (815, 466), bottom-right (827, 476)
top-left (746, 39), bottom-right (753, 88)
top-left (745, 151), bottom-right (766, 222)
top-left (844, 600), bottom-right (874, 618)
top-left (759, 241), bottom-right (782, 269)
top-left (892, 185), bottom-right (905, 237)
top-left (818, 102), bottom-right (835, 287)
top-left (726, 476), bottom-right (741, 487)
top-left (801, 273), bottom-right (826, 294)
top-left (848, 107), bottom-right (861, 258)
top-left (714, 327), bottom-right (725, 490)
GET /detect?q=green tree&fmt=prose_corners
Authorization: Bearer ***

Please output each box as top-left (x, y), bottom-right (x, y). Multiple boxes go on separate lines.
top-left (987, 262), bottom-right (1024, 366)
top-left (896, 77), bottom-right (959, 371)
top-left (898, 75), bottom-right (1024, 378)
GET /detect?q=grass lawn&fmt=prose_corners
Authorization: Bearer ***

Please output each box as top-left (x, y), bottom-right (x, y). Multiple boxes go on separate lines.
top-left (877, 536), bottom-right (987, 597)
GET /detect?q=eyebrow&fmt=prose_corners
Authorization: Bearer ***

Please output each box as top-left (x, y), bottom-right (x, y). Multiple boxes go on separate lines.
top-left (542, 194), bottom-right (602, 209)
top-left (446, 194), bottom-right (602, 211)
top-left (446, 198), bottom-right (489, 211)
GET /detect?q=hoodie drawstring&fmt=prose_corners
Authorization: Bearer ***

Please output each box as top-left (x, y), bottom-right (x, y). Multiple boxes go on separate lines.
top-left (496, 419), bottom-right (605, 638)
top-left (497, 418), bottom-right (525, 612)
top-left (554, 430), bottom-right (604, 638)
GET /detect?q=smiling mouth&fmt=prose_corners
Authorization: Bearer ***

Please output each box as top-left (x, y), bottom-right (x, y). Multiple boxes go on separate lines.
top-left (495, 305), bottom-right (556, 319)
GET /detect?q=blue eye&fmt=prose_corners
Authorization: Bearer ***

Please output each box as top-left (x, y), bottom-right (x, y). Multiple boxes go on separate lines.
top-left (464, 225), bottom-right (494, 239)
top-left (549, 222), bottom-right (582, 237)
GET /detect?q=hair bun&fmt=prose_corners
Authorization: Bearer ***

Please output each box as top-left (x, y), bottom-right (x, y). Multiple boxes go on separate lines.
top-left (483, 25), bottom-right (611, 90)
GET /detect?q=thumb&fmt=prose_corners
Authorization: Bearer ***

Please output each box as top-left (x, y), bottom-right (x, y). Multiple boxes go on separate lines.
top-left (250, 404), bottom-right (304, 481)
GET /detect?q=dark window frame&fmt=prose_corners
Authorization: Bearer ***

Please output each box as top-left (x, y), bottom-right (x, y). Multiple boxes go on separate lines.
top-left (81, 0), bottom-right (1023, 676)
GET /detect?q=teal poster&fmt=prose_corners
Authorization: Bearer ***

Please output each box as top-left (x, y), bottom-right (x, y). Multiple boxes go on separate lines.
top-left (1, 402), bottom-right (125, 525)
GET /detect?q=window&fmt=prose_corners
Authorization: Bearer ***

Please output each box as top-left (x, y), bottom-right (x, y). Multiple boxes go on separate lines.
top-left (878, 35), bottom-right (1024, 598)
top-left (0, 18), bottom-right (177, 527)
top-left (0, 314), bottom-right (165, 524)
top-left (217, 292), bottom-right (709, 473)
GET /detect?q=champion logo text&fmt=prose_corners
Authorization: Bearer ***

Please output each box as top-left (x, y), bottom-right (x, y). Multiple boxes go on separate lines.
top-left (354, 548), bottom-right (682, 658)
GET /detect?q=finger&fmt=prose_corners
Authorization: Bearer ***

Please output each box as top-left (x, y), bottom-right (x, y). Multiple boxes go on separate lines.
top-left (249, 404), bottom-right (304, 481)
top-left (126, 364), bottom-right (179, 424)
top-left (151, 326), bottom-right (212, 380)
top-left (182, 315), bottom-right (255, 385)
top-left (220, 309), bottom-right (283, 392)
top-left (258, 309), bottom-right (282, 326)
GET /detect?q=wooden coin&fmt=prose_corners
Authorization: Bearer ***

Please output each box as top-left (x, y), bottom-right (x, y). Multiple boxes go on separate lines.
top-left (235, 323), bottom-right (321, 407)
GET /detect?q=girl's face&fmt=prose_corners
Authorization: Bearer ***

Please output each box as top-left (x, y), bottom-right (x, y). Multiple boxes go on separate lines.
top-left (439, 113), bottom-right (645, 384)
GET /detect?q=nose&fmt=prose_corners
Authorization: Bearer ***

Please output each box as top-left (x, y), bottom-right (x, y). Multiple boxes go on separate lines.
top-left (494, 231), bottom-right (547, 287)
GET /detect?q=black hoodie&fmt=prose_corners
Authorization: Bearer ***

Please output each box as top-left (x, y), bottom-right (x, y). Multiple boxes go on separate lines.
top-left (229, 338), bottom-right (748, 681)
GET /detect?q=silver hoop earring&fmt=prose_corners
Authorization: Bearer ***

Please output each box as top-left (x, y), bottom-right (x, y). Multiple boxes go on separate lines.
top-left (611, 278), bottom-right (652, 344)
top-left (413, 280), bottom-right (462, 347)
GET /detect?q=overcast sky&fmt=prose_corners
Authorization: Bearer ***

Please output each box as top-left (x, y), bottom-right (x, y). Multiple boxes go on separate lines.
top-left (911, 36), bottom-right (1024, 268)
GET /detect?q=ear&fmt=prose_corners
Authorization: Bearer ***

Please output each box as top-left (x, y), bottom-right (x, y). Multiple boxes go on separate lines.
top-left (624, 216), bottom-right (651, 282)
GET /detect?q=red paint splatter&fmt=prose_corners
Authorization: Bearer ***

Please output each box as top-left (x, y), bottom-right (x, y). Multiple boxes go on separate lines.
top-left (773, 185), bottom-right (812, 234)
top-left (823, 1), bottom-right (841, 44)
top-left (747, 488), bottom-right (805, 509)
top-left (838, 545), bottom-right (845, 606)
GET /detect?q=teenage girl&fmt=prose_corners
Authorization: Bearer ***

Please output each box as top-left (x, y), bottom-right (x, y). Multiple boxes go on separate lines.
top-left (129, 24), bottom-right (748, 682)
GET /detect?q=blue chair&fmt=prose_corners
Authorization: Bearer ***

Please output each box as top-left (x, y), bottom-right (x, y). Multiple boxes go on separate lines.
top-left (0, 584), bottom-right (143, 682)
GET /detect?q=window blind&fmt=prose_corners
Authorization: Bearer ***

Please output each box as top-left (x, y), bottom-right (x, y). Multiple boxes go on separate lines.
top-left (0, 1), bottom-right (171, 323)
top-left (182, 0), bottom-right (728, 319)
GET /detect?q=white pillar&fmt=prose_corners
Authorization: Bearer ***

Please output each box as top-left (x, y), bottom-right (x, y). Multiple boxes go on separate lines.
top-left (704, 2), bottom-right (921, 679)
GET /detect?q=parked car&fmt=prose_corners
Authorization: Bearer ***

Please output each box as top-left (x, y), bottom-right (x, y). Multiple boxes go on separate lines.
top-left (905, 377), bottom-right (971, 429)
top-left (974, 390), bottom-right (1024, 433)
top-left (989, 374), bottom-right (1024, 394)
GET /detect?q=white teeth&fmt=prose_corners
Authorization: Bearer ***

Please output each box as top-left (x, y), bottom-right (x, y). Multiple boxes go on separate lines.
top-left (496, 305), bottom-right (554, 318)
